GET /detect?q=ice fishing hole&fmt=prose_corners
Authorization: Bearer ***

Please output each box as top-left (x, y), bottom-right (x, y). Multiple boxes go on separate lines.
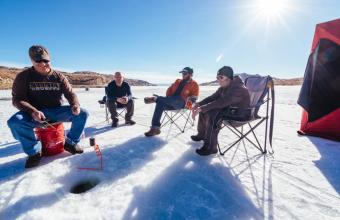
top-left (70, 178), bottom-right (100, 194)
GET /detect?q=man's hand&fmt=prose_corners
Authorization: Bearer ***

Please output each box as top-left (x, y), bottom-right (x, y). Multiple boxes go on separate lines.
top-left (192, 103), bottom-right (199, 111)
top-left (31, 110), bottom-right (46, 122)
top-left (117, 97), bottom-right (128, 105)
top-left (192, 107), bottom-right (201, 120)
top-left (121, 96), bottom-right (128, 105)
top-left (72, 105), bottom-right (81, 115)
top-left (116, 97), bottom-right (123, 104)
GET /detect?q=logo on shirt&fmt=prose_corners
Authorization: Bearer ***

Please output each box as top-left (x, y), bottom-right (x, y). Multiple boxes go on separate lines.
top-left (29, 82), bottom-right (60, 91)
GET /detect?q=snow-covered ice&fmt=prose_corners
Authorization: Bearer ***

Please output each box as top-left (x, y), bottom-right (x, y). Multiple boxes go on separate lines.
top-left (0, 86), bottom-right (339, 220)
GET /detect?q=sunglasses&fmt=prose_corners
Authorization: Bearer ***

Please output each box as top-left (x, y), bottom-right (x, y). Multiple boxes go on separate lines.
top-left (216, 75), bottom-right (228, 80)
top-left (35, 59), bottom-right (50, 64)
top-left (181, 71), bottom-right (190, 75)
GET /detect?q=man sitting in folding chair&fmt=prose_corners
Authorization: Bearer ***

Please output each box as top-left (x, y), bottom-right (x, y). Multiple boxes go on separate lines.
top-left (105, 72), bottom-right (135, 127)
top-left (214, 73), bottom-right (275, 156)
top-left (144, 67), bottom-right (199, 137)
top-left (191, 66), bottom-right (250, 156)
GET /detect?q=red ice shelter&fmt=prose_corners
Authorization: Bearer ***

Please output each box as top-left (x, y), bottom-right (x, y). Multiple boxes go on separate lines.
top-left (298, 18), bottom-right (340, 141)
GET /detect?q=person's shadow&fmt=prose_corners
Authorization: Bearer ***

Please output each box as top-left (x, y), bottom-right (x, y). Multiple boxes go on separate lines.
top-left (308, 136), bottom-right (340, 195)
top-left (0, 136), bottom-right (167, 220)
top-left (58, 136), bottom-right (167, 191)
top-left (0, 187), bottom-right (65, 220)
top-left (0, 141), bottom-right (22, 159)
top-left (122, 147), bottom-right (264, 220)
top-left (0, 141), bottom-right (26, 181)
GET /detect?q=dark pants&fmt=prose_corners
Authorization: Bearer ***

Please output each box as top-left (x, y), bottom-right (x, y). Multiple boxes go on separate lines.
top-left (151, 96), bottom-right (185, 128)
top-left (107, 99), bottom-right (134, 122)
top-left (196, 109), bottom-right (222, 151)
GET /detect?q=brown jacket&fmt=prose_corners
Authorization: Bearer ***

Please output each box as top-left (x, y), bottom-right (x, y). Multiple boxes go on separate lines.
top-left (166, 78), bottom-right (199, 101)
top-left (198, 76), bottom-right (250, 113)
top-left (12, 67), bottom-right (79, 114)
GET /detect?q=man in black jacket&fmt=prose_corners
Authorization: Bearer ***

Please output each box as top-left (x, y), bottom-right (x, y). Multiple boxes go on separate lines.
top-left (106, 72), bottom-right (135, 127)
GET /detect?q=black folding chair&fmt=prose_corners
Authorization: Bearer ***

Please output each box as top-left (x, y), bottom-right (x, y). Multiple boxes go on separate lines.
top-left (98, 87), bottom-right (127, 124)
top-left (216, 74), bottom-right (275, 155)
top-left (160, 96), bottom-right (197, 133)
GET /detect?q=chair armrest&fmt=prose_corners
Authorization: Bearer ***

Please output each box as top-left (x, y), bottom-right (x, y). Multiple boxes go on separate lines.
top-left (222, 107), bottom-right (253, 121)
top-left (184, 96), bottom-right (198, 110)
top-left (187, 96), bottom-right (198, 103)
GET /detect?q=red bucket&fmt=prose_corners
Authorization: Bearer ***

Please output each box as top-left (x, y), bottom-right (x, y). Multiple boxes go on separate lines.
top-left (34, 122), bottom-right (65, 156)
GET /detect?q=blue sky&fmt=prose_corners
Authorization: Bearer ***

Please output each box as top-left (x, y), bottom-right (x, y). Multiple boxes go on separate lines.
top-left (0, 0), bottom-right (339, 84)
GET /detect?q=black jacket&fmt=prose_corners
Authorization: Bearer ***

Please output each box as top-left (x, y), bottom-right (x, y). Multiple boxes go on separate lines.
top-left (106, 81), bottom-right (132, 101)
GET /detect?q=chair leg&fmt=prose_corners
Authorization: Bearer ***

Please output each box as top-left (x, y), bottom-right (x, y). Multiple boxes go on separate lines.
top-left (248, 123), bottom-right (266, 153)
top-left (117, 109), bottom-right (126, 120)
top-left (161, 110), bottom-right (192, 133)
top-left (217, 142), bottom-right (224, 156)
top-left (219, 118), bottom-right (267, 155)
top-left (105, 104), bottom-right (109, 124)
top-left (181, 111), bottom-right (192, 133)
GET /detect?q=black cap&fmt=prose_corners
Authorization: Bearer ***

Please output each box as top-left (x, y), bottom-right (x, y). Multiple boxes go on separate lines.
top-left (29, 45), bottom-right (50, 62)
top-left (217, 66), bottom-right (233, 79)
top-left (179, 67), bottom-right (193, 75)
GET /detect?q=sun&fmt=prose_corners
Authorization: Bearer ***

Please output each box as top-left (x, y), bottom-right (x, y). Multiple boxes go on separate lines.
top-left (255, 0), bottom-right (286, 19)
top-left (239, 0), bottom-right (296, 30)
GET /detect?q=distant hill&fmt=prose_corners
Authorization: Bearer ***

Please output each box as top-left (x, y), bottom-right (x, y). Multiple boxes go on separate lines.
top-left (0, 66), bottom-right (155, 89)
top-left (200, 76), bottom-right (303, 86)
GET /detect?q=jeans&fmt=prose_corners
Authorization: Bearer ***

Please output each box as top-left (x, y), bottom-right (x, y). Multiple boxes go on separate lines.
top-left (151, 96), bottom-right (185, 128)
top-left (7, 106), bottom-right (89, 156)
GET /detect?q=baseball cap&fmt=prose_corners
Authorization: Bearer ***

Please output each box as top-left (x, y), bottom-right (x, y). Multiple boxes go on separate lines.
top-left (29, 45), bottom-right (50, 62)
top-left (179, 67), bottom-right (193, 75)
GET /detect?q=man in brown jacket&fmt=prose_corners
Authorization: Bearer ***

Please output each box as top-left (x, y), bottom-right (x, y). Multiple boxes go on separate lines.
top-left (7, 45), bottom-right (89, 168)
top-left (191, 66), bottom-right (250, 156)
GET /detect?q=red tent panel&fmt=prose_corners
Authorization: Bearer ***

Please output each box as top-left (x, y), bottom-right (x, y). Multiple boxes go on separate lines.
top-left (311, 18), bottom-right (340, 51)
top-left (300, 108), bottom-right (340, 141)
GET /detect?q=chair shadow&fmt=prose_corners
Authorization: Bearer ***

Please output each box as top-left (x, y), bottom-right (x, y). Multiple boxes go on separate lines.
top-left (308, 136), bottom-right (340, 195)
top-left (122, 147), bottom-right (264, 220)
top-left (218, 140), bottom-right (274, 220)
top-left (83, 124), bottom-right (113, 137)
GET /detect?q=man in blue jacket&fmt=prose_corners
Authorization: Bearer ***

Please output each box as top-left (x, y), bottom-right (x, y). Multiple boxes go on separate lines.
top-left (106, 72), bottom-right (135, 127)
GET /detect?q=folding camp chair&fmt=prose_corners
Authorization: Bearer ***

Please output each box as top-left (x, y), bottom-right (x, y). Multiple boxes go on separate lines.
top-left (160, 96), bottom-right (197, 133)
top-left (216, 74), bottom-right (275, 155)
top-left (98, 87), bottom-right (127, 124)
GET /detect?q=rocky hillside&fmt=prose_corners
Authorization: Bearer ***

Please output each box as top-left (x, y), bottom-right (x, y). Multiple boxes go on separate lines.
top-left (0, 66), bottom-right (155, 89)
top-left (200, 76), bottom-right (303, 86)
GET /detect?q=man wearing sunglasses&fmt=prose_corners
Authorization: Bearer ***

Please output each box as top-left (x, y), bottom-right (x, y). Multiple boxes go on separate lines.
top-left (7, 45), bottom-right (89, 168)
top-left (191, 66), bottom-right (250, 156)
top-left (144, 67), bottom-right (199, 136)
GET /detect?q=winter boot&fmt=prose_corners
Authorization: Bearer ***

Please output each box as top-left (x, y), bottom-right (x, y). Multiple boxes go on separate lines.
top-left (25, 152), bottom-right (42, 168)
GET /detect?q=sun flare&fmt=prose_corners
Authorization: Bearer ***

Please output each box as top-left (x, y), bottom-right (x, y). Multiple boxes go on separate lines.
top-left (256, 0), bottom-right (285, 17)
top-left (253, 0), bottom-right (292, 22)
